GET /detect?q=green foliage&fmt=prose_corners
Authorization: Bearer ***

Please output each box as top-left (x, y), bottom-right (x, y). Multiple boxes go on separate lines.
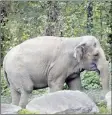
top-left (1, 68), bottom-right (10, 96)
top-left (81, 71), bottom-right (102, 90)
top-left (63, 83), bottom-right (69, 90)
top-left (18, 109), bottom-right (40, 114)
top-left (99, 106), bottom-right (110, 114)
top-left (97, 102), bottom-right (111, 114)
top-left (32, 88), bottom-right (48, 96)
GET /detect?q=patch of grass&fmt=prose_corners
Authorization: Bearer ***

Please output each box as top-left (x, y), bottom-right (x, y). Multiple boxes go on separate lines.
top-left (97, 101), bottom-right (111, 114)
top-left (18, 109), bottom-right (40, 114)
top-left (98, 106), bottom-right (110, 114)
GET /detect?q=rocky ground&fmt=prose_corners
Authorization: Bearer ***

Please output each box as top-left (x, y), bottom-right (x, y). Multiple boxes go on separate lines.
top-left (1, 89), bottom-right (111, 114)
top-left (1, 89), bottom-right (106, 104)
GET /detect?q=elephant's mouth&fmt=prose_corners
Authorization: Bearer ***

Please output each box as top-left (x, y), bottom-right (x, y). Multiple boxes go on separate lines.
top-left (90, 62), bottom-right (100, 74)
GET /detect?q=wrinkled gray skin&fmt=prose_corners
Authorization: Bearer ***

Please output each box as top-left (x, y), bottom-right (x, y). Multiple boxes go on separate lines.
top-left (3, 36), bottom-right (109, 108)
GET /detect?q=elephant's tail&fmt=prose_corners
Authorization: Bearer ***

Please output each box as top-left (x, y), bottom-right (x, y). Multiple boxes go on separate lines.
top-left (3, 69), bottom-right (10, 87)
top-left (2, 54), bottom-right (10, 87)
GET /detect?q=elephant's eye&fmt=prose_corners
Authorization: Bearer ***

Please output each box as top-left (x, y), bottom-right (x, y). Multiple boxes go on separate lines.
top-left (94, 53), bottom-right (99, 57)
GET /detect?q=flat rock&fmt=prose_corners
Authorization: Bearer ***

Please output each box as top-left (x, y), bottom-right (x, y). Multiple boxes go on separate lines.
top-left (26, 90), bottom-right (99, 114)
top-left (1, 104), bottom-right (22, 114)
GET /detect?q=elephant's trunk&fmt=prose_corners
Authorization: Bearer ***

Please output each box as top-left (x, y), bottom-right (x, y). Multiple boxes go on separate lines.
top-left (99, 61), bottom-right (109, 91)
top-left (97, 48), bottom-right (110, 92)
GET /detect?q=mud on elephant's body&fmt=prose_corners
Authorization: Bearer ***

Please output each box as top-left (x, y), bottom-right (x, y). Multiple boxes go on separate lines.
top-left (3, 36), bottom-right (109, 108)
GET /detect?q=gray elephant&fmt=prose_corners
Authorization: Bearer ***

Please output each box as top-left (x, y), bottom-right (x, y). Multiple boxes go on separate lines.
top-left (3, 36), bottom-right (109, 108)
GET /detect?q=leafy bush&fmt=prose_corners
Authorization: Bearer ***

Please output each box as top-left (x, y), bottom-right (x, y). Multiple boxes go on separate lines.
top-left (32, 88), bottom-right (49, 97)
top-left (63, 83), bottom-right (69, 90)
top-left (97, 101), bottom-right (111, 114)
top-left (1, 68), bottom-right (10, 96)
top-left (81, 71), bottom-right (102, 90)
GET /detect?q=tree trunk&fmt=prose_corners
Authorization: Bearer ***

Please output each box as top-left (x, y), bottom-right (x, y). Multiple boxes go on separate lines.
top-left (45, 1), bottom-right (61, 36)
top-left (100, 8), bottom-right (103, 39)
top-left (87, 1), bottom-right (93, 34)
top-left (0, 1), bottom-right (10, 66)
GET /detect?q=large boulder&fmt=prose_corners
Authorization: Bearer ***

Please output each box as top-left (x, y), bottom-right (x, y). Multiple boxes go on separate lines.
top-left (105, 91), bottom-right (111, 110)
top-left (26, 90), bottom-right (99, 114)
top-left (1, 104), bottom-right (21, 114)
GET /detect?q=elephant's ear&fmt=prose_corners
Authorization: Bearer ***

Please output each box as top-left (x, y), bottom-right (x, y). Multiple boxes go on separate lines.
top-left (73, 43), bottom-right (86, 62)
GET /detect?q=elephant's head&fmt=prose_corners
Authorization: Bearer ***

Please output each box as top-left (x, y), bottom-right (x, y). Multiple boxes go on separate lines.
top-left (74, 36), bottom-right (109, 92)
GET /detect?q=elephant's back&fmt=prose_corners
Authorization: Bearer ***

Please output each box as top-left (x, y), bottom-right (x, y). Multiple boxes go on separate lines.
top-left (18, 36), bottom-right (64, 62)
top-left (3, 36), bottom-right (64, 78)
top-left (4, 36), bottom-right (63, 60)
top-left (3, 36), bottom-right (76, 72)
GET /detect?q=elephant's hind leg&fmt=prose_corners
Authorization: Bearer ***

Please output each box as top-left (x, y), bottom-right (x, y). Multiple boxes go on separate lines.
top-left (10, 86), bottom-right (20, 106)
top-left (19, 90), bottom-right (30, 108)
top-left (18, 71), bottom-right (33, 108)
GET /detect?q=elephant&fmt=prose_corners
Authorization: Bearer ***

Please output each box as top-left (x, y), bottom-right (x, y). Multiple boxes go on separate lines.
top-left (3, 35), bottom-right (109, 108)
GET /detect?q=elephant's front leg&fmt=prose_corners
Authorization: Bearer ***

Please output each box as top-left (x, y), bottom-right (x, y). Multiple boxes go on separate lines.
top-left (66, 74), bottom-right (82, 90)
top-left (48, 76), bottom-right (65, 92)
